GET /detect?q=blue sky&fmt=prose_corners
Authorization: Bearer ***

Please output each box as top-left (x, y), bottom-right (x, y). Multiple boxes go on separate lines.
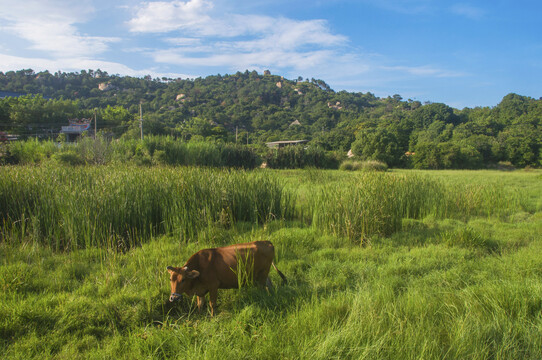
top-left (0, 0), bottom-right (540, 108)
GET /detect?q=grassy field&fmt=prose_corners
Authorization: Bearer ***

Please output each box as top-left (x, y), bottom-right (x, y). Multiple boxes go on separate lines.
top-left (1, 167), bottom-right (541, 359)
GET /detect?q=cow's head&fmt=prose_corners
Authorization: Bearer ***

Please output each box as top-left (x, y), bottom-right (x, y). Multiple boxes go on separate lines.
top-left (166, 266), bottom-right (200, 302)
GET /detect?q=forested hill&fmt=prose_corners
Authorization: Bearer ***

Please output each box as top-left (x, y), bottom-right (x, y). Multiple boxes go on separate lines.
top-left (0, 69), bottom-right (541, 168)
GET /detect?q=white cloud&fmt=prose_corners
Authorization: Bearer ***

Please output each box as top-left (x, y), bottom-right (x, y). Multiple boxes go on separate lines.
top-left (0, 0), bottom-right (93, 20)
top-left (128, 0), bottom-right (464, 95)
top-left (152, 48), bottom-right (337, 71)
top-left (164, 37), bottom-right (203, 46)
top-left (128, 0), bottom-right (346, 45)
top-left (128, 0), bottom-right (213, 33)
top-left (9, 20), bottom-right (120, 57)
top-left (0, 0), bottom-right (467, 105)
top-left (228, 18), bottom-right (347, 52)
top-left (129, 0), bottom-right (348, 73)
top-left (0, 53), bottom-right (194, 79)
top-left (0, 0), bottom-right (119, 57)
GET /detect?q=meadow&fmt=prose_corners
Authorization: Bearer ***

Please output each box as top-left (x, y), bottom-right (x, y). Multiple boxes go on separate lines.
top-left (1, 166), bottom-right (541, 359)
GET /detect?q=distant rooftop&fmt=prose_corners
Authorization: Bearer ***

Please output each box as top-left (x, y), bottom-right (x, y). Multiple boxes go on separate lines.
top-left (265, 140), bottom-right (308, 148)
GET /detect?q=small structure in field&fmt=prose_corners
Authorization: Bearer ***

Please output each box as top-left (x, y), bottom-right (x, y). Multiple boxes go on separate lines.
top-left (61, 118), bottom-right (93, 142)
top-left (265, 140), bottom-right (308, 149)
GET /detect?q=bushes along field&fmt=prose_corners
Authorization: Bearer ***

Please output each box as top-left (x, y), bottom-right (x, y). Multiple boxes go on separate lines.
top-left (3, 136), bottom-right (261, 168)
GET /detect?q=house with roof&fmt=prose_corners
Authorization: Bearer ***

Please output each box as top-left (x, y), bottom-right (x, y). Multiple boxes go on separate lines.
top-left (61, 118), bottom-right (93, 142)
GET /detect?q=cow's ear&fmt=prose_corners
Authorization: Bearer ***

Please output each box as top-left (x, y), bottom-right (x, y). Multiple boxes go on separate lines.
top-left (186, 270), bottom-right (200, 279)
top-left (167, 266), bottom-right (176, 274)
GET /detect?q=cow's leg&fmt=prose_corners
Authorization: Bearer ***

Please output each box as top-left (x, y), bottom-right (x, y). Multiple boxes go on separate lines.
top-left (196, 296), bottom-right (205, 312)
top-left (208, 289), bottom-right (218, 317)
top-left (256, 269), bottom-right (269, 288)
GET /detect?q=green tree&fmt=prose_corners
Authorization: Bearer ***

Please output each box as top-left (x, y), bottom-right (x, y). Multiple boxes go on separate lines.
top-left (411, 103), bottom-right (459, 128)
top-left (497, 125), bottom-right (540, 167)
top-left (351, 128), bottom-right (404, 167)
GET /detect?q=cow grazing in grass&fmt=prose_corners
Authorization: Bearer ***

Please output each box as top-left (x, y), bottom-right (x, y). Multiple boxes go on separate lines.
top-left (167, 240), bottom-right (287, 316)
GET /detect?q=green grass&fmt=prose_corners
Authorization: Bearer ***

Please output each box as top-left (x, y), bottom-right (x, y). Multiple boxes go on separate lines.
top-left (0, 165), bottom-right (292, 250)
top-left (1, 168), bottom-right (541, 358)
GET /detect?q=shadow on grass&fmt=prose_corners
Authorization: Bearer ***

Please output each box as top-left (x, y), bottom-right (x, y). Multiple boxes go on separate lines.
top-left (384, 218), bottom-right (511, 255)
top-left (155, 276), bottom-right (313, 322)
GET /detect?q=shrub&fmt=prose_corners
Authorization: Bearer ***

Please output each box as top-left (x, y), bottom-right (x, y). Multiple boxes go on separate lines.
top-left (339, 161), bottom-right (354, 171)
top-left (7, 138), bottom-right (57, 164)
top-left (361, 160), bottom-right (388, 172)
top-left (497, 161), bottom-right (516, 171)
top-left (3, 136), bottom-right (260, 168)
top-left (74, 136), bottom-right (111, 165)
top-left (117, 136), bottom-right (259, 168)
top-left (340, 160), bottom-right (387, 172)
top-left (339, 160), bottom-right (363, 171)
top-left (265, 146), bottom-right (339, 169)
top-left (52, 151), bottom-right (86, 166)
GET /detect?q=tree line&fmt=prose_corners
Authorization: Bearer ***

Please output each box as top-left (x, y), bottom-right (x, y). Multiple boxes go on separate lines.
top-left (0, 69), bottom-right (540, 168)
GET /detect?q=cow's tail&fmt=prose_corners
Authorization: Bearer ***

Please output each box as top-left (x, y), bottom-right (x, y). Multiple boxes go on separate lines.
top-left (272, 262), bottom-right (287, 285)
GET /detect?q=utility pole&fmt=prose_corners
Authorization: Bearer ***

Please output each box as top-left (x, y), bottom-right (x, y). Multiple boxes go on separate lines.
top-left (235, 126), bottom-right (238, 143)
top-left (139, 103), bottom-right (143, 140)
top-left (94, 109), bottom-right (97, 139)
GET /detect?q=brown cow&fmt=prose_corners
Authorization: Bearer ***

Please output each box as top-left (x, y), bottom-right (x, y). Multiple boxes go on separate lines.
top-left (167, 240), bottom-right (287, 316)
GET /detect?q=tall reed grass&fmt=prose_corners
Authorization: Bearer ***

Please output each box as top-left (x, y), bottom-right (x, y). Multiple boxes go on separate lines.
top-left (264, 146), bottom-right (340, 169)
top-left (4, 136), bottom-right (259, 168)
top-left (0, 165), bottom-right (524, 250)
top-left (113, 136), bottom-right (259, 168)
top-left (309, 172), bottom-right (523, 243)
top-left (0, 165), bottom-right (292, 250)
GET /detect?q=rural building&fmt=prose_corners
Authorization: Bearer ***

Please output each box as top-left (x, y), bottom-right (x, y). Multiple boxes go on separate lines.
top-left (265, 140), bottom-right (308, 149)
top-left (61, 118), bottom-right (93, 142)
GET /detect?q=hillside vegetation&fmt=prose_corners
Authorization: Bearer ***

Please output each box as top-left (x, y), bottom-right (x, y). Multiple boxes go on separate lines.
top-left (1, 69), bottom-right (541, 169)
